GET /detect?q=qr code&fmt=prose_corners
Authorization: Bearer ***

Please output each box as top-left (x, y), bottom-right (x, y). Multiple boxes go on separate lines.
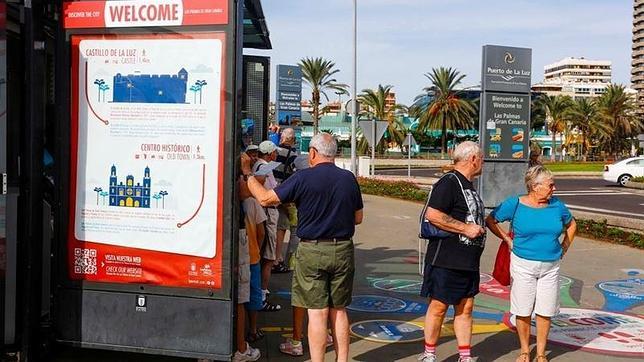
top-left (74, 248), bottom-right (97, 275)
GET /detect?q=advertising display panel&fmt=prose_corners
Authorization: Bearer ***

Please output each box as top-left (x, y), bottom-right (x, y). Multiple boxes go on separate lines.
top-left (68, 32), bottom-right (226, 289)
top-left (481, 93), bottom-right (530, 161)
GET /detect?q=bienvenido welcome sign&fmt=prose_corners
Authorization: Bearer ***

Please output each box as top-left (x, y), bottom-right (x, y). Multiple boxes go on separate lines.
top-left (63, 0), bottom-right (228, 28)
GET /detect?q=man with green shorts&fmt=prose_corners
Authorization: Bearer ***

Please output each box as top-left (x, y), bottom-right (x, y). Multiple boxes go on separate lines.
top-left (241, 133), bottom-right (363, 362)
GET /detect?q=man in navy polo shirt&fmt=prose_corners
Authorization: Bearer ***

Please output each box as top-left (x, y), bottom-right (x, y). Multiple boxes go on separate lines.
top-left (241, 132), bottom-right (363, 362)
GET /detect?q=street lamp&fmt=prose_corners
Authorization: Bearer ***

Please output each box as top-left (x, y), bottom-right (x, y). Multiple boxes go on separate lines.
top-left (350, 0), bottom-right (358, 175)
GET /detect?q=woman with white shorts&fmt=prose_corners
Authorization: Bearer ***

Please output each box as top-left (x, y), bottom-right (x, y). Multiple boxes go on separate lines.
top-left (486, 166), bottom-right (577, 362)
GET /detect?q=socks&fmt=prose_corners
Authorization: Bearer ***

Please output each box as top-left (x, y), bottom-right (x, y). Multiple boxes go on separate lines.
top-left (424, 342), bottom-right (436, 355)
top-left (261, 289), bottom-right (269, 302)
top-left (458, 345), bottom-right (471, 359)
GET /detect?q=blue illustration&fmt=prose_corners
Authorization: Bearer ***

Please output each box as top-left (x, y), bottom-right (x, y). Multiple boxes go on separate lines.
top-left (93, 79), bottom-right (110, 102)
top-left (113, 68), bottom-right (188, 103)
top-left (109, 165), bottom-right (151, 208)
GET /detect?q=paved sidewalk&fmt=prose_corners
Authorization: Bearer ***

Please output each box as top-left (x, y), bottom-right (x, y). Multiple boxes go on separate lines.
top-left (254, 195), bottom-right (643, 361)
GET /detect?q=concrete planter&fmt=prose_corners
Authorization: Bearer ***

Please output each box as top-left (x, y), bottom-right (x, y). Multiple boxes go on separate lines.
top-left (625, 181), bottom-right (644, 190)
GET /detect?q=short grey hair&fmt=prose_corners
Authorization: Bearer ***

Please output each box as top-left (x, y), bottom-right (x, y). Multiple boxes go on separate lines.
top-left (525, 165), bottom-right (553, 192)
top-left (453, 141), bottom-right (482, 163)
top-left (281, 128), bottom-right (295, 143)
top-left (309, 132), bottom-right (337, 158)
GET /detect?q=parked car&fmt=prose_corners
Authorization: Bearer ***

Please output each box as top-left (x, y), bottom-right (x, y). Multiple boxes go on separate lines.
top-left (602, 157), bottom-right (644, 186)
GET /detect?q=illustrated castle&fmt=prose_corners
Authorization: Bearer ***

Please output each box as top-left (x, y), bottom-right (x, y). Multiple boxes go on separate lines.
top-left (112, 68), bottom-right (188, 104)
top-left (109, 165), bottom-right (151, 208)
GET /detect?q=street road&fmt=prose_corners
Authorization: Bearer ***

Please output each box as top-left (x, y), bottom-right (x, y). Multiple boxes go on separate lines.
top-left (376, 168), bottom-right (644, 220)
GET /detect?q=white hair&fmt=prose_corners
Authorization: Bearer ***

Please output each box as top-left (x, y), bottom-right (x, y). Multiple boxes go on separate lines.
top-left (525, 165), bottom-right (553, 192)
top-left (309, 132), bottom-right (337, 158)
top-left (453, 141), bottom-right (482, 163)
top-left (281, 128), bottom-right (295, 143)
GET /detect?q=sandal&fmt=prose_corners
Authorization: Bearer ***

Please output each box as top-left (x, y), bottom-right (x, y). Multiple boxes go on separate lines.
top-left (536, 355), bottom-right (548, 362)
top-left (260, 300), bottom-right (282, 312)
top-left (272, 262), bottom-right (290, 274)
top-left (246, 329), bottom-right (265, 343)
top-left (515, 352), bottom-right (529, 362)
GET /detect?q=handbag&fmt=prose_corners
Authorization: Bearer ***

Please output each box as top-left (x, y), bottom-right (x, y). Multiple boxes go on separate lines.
top-left (418, 173), bottom-right (468, 239)
top-left (492, 197), bottom-right (520, 286)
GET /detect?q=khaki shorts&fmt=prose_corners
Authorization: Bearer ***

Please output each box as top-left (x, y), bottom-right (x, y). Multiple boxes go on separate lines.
top-left (262, 208), bottom-right (279, 261)
top-left (238, 230), bottom-right (250, 304)
top-left (510, 253), bottom-right (560, 317)
top-left (292, 239), bottom-right (355, 309)
top-left (277, 206), bottom-right (291, 230)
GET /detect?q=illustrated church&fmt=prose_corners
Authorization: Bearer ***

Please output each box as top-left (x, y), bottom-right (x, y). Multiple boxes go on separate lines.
top-left (109, 165), bottom-right (151, 208)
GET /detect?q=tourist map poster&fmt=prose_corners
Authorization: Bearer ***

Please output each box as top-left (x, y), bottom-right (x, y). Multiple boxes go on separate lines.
top-left (68, 33), bottom-right (226, 288)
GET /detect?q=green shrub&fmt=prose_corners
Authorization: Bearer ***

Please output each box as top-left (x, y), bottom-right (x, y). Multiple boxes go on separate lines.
top-left (357, 177), bottom-right (428, 202)
top-left (575, 218), bottom-right (643, 249)
top-left (631, 176), bottom-right (644, 183)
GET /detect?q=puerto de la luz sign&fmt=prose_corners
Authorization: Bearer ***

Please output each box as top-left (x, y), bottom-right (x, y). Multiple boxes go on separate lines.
top-left (482, 45), bottom-right (532, 94)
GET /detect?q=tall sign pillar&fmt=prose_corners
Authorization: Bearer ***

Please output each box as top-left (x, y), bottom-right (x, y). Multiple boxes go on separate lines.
top-left (479, 45), bottom-right (532, 207)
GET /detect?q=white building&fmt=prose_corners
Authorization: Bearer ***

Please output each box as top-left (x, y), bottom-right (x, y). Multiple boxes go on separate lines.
top-left (532, 57), bottom-right (612, 98)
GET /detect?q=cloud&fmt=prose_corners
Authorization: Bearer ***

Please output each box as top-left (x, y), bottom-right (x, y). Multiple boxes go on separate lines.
top-left (155, 179), bottom-right (173, 187)
top-left (247, 0), bottom-right (633, 105)
top-left (190, 64), bottom-right (214, 73)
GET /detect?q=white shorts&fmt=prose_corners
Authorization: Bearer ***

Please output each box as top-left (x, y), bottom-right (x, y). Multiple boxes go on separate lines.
top-left (238, 230), bottom-right (251, 304)
top-left (510, 253), bottom-right (560, 317)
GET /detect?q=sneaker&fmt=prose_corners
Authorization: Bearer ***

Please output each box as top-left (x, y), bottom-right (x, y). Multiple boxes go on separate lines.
top-left (279, 338), bottom-right (304, 356)
top-left (232, 343), bottom-right (260, 362)
top-left (418, 352), bottom-right (437, 362)
top-left (457, 357), bottom-right (475, 362)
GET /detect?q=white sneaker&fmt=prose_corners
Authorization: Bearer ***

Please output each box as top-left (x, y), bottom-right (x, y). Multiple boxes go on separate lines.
top-left (418, 352), bottom-right (437, 362)
top-left (232, 343), bottom-right (261, 362)
top-left (457, 357), bottom-right (475, 362)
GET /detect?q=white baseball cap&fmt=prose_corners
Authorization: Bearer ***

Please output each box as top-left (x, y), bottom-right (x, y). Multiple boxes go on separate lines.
top-left (259, 141), bottom-right (277, 154)
top-left (245, 144), bottom-right (259, 152)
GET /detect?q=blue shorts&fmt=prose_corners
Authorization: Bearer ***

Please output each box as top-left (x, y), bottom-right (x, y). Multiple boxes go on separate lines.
top-left (421, 265), bottom-right (479, 305)
top-left (245, 263), bottom-right (263, 311)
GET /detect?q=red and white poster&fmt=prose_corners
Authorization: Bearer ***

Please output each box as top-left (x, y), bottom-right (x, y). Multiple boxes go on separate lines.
top-left (68, 32), bottom-right (226, 289)
top-left (63, 0), bottom-right (228, 29)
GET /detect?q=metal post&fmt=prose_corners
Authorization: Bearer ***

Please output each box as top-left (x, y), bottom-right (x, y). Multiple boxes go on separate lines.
top-left (350, 0), bottom-right (357, 175)
top-left (407, 132), bottom-right (411, 178)
top-left (371, 118), bottom-right (375, 176)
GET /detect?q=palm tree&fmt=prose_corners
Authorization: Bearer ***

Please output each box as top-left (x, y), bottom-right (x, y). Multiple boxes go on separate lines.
top-left (299, 57), bottom-right (348, 135)
top-left (595, 84), bottom-right (643, 157)
top-left (410, 67), bottom-right (476, 157)
top-left (196, 80), bottom-right (207, 104)
top-left (189, 85), bottom-right (200, 103)
top-left (93, 79), bottom-right (105, 102)
top-left (99, 83), bottom-right (110, 102)
top-left (99, 191), bottom-right (109, 205)
top-left (159, 190), bottom-right (168, 209)
top-left (535, 94), bottom-right (574, 161)
top-left (153, 193), bottom-right (162, 208)
top-left (93, 187), bottom-right (102, 205)
top-left (564, 98), bottom-right (609, 161)
top-left (358, 84), bottom-right (408, 150)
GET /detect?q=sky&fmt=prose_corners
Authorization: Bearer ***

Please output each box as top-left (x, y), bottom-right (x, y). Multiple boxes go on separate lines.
top-left (245, 0), bottom-right (634, 106)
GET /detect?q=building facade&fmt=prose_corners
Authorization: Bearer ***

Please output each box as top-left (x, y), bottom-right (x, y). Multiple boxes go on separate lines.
top-left (532, 57), bottom-right (611, 98)
top-left (633, 0), bottom-right (644, 111)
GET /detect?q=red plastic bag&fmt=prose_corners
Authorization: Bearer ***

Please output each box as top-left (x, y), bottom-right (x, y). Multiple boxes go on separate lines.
top-left (492, 241), bottom-right (511, 286)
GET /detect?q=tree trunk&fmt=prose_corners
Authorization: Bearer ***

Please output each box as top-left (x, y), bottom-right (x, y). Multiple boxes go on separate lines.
top-left (559, 133), bottom-right (564, 162)
top-left (313, 90), bottom-right (320, 135)
top-left (582, 131), bottom-right (587, 162)
top-left (550, 128), bottom-right (556, 162)
top-left (441, 117), bottom-right (447, 159)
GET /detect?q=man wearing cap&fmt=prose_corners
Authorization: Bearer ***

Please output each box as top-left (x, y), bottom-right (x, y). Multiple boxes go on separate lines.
top-left (245, 144), bottom-right (259, 166)
top-left (241, 133), bottom-right (363, 362)
top-left (253, 140), bottom-right (281, 312)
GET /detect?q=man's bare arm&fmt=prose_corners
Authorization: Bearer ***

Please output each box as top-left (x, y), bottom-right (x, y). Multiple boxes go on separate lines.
top-left (246, 176), bottom-right (281, 207)
top-left (426, 207), bottom-right (485, 239)
top-left (355, 209), bottom-right (363, 225)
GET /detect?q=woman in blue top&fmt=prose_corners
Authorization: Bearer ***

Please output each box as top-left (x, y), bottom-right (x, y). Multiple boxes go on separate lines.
top-left (486, 166), bottom-right (576, 362)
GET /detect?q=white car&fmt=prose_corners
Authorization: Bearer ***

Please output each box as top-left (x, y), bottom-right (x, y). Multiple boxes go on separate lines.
top-left (603, 157), bottom-right (644, 186)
